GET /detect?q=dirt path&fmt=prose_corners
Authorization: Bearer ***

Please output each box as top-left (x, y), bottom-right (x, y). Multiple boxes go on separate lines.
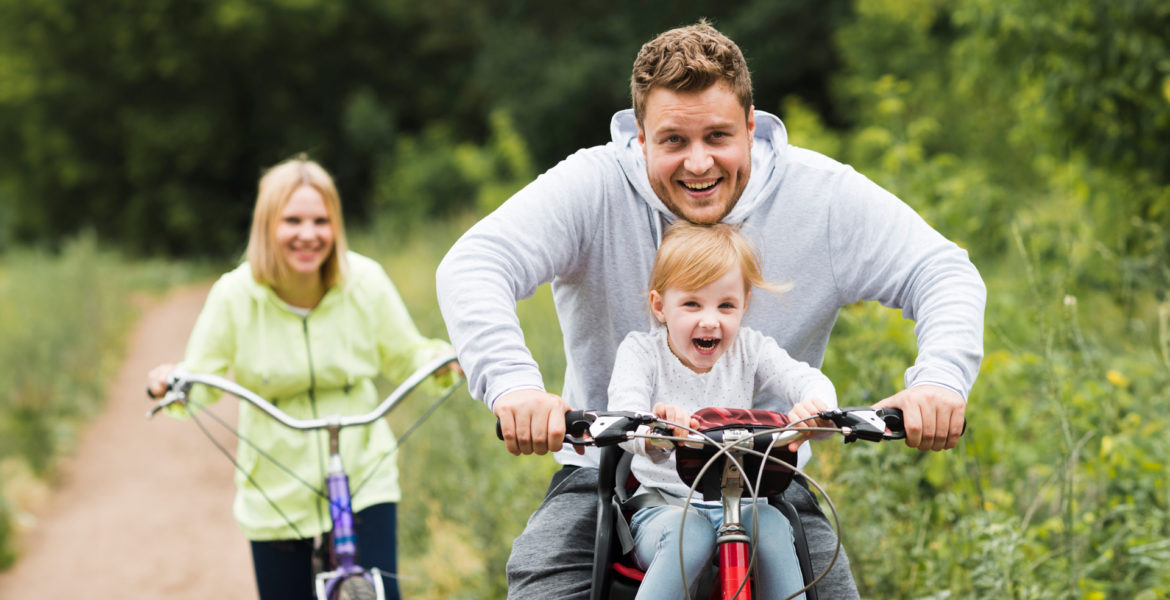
top-left (0, 285), bottom-right (255, 598)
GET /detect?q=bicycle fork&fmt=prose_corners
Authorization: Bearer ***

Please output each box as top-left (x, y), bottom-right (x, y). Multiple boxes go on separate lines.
top-left (315, 425), bottom-right (386, 600)
top-left (717, 435), bottom-right (753, 600)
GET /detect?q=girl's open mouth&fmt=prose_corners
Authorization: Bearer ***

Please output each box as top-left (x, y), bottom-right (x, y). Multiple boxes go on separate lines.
top-left (693, 337), bottom-right (720, 354)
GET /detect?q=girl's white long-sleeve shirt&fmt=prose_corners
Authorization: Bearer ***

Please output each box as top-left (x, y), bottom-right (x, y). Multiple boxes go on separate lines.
top-left (607, 326), bottom-right (835, 499)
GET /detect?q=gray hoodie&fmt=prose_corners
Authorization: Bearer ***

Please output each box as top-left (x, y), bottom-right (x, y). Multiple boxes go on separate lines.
top-left (436, 109), bottom-right (986, 468)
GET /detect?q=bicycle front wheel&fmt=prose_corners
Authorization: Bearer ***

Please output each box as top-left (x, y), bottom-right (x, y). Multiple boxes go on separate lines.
top-left (335, 575), bottom-right (378, 600)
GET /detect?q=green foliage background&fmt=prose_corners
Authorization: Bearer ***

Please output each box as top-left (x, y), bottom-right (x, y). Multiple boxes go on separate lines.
top-left (2, 0), bottom-right (1169, 598)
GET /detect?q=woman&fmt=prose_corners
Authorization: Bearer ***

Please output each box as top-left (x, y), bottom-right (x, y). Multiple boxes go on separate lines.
top-left (147, 155), bottom-right (456, 599)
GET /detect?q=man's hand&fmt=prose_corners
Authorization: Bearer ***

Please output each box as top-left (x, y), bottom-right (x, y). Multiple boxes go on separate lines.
top-left (785, 397), bottom-right (831, 452)
top-left (874, 384), bottom-right (966, 451)
top-left (493, 389), bottom-right (573, 456)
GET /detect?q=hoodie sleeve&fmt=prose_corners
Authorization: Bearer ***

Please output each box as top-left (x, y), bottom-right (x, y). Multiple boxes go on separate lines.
top-left (828, 169), bottom-right (986, 399)
top-left (169, 275), bottom-right (237, 417)
top-left (364, 260), bottom-right (456, 391)
top-left (436, 150), bottom-right (609, 409)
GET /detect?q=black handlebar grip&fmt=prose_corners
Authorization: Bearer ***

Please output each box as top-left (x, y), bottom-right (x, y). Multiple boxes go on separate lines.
top-left (564, 410), bottom-right (592, 436)
top-left (495, 410), bottom-right (595, 442)
top-left (875, 407), bottom-right (967, 436)
top-left (875, 408), bottom-right (904, 433)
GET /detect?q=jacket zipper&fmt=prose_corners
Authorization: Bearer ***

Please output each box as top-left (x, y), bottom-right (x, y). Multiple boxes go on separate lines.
top-left (303, 316), bottom-right (327, 533)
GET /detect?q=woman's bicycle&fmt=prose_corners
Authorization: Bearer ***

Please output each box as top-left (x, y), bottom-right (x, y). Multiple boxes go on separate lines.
top-left (504, 405), bottom-right (940, 600)
top-left (147, 353), bottom-right (461, 600)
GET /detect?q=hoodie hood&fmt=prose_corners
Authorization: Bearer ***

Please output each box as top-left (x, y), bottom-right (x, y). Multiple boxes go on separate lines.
top-left (609, 108), bottom-right (790, 234)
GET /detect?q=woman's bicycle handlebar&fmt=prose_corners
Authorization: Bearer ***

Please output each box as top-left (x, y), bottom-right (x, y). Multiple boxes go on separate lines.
top-left (147, 353), bottom-right (460, 431)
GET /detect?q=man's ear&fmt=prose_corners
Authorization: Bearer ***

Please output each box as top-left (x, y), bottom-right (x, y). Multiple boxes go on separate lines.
top-left (649, 290), bottom-right (665, 323)
top-left (747, 105), bottom-right (756, 148)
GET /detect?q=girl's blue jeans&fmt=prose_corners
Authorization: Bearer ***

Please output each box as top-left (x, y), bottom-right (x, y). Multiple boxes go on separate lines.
top-left (630, 499), bottom-right (806, 600)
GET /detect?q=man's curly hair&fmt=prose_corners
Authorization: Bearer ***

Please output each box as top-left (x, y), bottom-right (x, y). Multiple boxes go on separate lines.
top-left (630, 19), bottom-right (753, 124)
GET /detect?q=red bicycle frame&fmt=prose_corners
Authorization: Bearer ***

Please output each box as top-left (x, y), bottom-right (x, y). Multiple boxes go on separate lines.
top-left (712, 429), bottom-right (766, 600)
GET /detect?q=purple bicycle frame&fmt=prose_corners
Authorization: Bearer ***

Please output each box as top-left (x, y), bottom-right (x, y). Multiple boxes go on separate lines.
top-left (317, 430), bottom-right (383, 600)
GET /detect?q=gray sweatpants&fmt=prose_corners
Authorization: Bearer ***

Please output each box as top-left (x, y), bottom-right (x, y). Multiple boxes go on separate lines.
top-left (505, 466), bottom-right (859, 599)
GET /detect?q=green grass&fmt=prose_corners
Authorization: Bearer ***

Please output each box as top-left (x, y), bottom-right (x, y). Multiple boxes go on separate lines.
top-left (352, 222), bottom-right (564, 599)
top-left (0, 232), bottom-right (204, 568)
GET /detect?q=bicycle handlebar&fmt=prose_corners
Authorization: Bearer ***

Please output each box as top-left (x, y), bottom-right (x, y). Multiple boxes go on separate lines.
top-left (494, 406), bottom-right (961, 447)
top-left (147, 353), bottom-right (460, 431)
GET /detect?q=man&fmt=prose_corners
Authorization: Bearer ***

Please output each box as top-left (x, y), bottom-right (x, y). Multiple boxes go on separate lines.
top-left (437, 21), bottom-right (984, 599)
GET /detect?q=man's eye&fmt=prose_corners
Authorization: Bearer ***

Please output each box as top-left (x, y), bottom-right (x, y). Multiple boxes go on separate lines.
top-left (664, 135), bottom-right (682, 144)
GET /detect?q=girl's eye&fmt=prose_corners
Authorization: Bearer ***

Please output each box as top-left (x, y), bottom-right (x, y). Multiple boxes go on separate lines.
top-left (683, 301), bottom-right (700, 308)
top-left (720, 302), bottom-right (736, 310)
top-left (315, 218), bottom-right (330, 226)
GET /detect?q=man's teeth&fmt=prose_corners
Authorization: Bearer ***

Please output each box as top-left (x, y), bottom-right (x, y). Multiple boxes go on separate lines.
top-left (683, 180), bottom-right (717, 190)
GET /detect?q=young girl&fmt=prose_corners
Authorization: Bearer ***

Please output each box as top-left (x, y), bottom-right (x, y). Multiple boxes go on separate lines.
top-left (146, 156), bottom-right (457, 600)
top-left (607, 221), bottom-right (836, 599)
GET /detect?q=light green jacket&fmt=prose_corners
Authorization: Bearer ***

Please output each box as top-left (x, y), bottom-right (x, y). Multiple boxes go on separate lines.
top-left (178, 251), bottom-right (452, 541)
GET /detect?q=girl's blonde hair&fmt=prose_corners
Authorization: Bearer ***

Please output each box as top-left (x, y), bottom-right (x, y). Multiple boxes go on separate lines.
top-left (245, 155), bottom-right (349, 289)
top-left (649, 221), bottom-right (787, 296)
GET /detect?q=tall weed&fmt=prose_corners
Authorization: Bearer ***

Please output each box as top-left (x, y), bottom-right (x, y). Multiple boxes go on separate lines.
top-left (351, 223), bottom-right (564, 599)
top-left (0, 233), bottom-right (198, 567)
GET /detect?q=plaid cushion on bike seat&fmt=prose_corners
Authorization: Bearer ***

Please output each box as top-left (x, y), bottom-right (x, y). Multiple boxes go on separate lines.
top-left (674, 407), bottom-right (798, 501)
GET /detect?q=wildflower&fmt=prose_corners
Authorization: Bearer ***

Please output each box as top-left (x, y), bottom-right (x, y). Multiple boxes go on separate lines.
top-left (1105, 370), bottom-right (1130, 388)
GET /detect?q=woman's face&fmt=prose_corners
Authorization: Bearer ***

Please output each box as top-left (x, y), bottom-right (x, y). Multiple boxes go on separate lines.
top-left (275, 185), bottom-right (334, 278)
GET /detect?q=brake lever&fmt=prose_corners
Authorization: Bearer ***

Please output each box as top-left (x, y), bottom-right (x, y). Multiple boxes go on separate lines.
top-left (146, 372), bottom-right (193, 420)
top-left (820, 407), bottom-right (906, 443)
top-left (572, 412), bottom-right (659, 447)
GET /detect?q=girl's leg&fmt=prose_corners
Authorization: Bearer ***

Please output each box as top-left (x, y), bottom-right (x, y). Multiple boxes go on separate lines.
top-left (741, 501), bottom-right (806, 600)
top-left (630, 504), bottom-right (716, 600)
top-left (354, 502), bottom-right (401, 600)
top-left (250, 538), bottom-right (315, 600)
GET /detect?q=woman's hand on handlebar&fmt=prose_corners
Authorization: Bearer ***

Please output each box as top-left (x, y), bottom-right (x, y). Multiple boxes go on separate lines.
top-left (784, 397), bottom-right (833, 452)
top-left (874, 384), bottom-right (966, 451)
top-left (146, 363), bottom-right (174, 400)
top-left (493, 389), bottom-right (582, 456)
top-left (435, 360), bottom-right (464, 379)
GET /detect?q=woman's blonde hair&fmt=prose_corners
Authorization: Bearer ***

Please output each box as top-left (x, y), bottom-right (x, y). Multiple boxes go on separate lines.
top-left (245, 155), bottom-right (349, 289)
top-left (650, 221), bottom-right (787, 297)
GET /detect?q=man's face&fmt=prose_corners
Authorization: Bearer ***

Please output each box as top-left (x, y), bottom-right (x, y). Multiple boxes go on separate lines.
top-left (637, 83), bottom-right (755, 224)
